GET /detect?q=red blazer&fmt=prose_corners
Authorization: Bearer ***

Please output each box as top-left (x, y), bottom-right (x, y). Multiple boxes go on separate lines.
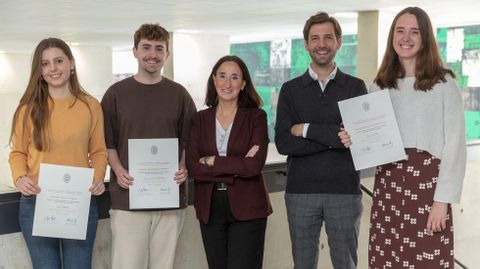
top-left (186, 107), bottom-right (272, 223)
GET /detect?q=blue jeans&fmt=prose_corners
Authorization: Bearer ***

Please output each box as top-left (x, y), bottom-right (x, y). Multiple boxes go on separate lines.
top-left (19, 195), bottom-right (98, 269)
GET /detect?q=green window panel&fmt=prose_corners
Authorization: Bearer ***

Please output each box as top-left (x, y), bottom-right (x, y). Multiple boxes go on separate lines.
top-left (464, 34), bottom-right (480, 49)
top-left (437, 28), bottom-right (448, 42)
top-left (465, 111), bottom-right (480, 140)
top-left (290, 38), bottom-right (310, 79)
top-left (231, 42), bottom-right (271, 87)
top-left (439, 24), bottom-right (480, 140)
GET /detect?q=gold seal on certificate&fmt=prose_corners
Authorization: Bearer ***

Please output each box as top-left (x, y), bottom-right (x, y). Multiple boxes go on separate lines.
top-left (33, 163), bottom-right (93, 240)
top-left (338, 90), bottom-right (406, 170)
top-left (128, 138), bottom-right (179, 209)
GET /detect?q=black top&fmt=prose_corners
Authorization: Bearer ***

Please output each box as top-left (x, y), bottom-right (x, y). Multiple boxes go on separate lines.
top-left (275, 69), bottom-right (367, 194)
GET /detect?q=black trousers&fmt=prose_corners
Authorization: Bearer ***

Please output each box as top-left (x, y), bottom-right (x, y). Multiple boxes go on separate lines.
top-left (199, 190), bottom-right (267, 269)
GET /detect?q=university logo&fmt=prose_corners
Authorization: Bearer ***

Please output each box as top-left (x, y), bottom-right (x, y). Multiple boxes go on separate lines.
top-left (151, 145), bottom-right (158, 155)
top-left (63, 173), bottom-right (71, 183)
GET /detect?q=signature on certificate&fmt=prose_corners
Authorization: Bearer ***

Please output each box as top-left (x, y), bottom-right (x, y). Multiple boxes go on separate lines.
top-left (137, 187), bottom-right (149, 193)
top-left (65, 218), bottom-right (78, 225)
top-left (361, 146), bottom-right (372, 152)
top-left (42, 216), bottom-right (57, 224)
top-left (381, 141), bottom-right (393, 148)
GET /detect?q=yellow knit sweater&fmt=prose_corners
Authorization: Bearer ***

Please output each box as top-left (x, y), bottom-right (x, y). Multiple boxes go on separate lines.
top-left (9, 95), bottom-right (108, 185)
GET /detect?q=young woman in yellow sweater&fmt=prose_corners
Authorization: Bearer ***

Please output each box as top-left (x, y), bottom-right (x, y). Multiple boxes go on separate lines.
top-left (8, 38), bottom-right (107, 269)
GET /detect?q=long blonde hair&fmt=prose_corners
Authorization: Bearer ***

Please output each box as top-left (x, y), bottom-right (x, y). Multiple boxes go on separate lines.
top-left (9, 38), bottom-right (90, 151)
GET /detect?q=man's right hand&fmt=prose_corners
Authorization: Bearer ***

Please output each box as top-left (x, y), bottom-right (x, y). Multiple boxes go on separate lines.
top-left (113, 166), bottom-right (134, 189)
top-left (290, 124), bottom-right (305, 137)
top-left (338, 127), bottom-right (352, 148)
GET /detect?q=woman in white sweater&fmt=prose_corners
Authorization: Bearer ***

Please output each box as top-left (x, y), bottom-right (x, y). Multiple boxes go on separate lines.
top-left (340, 7), bottom-right (466, 269)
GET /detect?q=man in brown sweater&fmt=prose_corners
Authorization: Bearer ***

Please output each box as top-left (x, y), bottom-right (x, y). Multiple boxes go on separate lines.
top-left (101, 23), bottom-right (196, 269)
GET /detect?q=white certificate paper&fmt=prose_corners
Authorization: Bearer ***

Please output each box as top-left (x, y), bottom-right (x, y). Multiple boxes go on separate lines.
top-left (128, 138), bottom-right (179, 209)
top-left (338, 90), bottom-right (406, 170)
top-left (33, 163), bottom-right (93, 240)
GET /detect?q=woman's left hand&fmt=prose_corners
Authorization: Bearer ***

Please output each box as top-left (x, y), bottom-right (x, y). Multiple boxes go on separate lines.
top-left (426, 201), bottom-right (448, 235)
top-left (89, 181), bottom-right (105, 196)
top-left (245, 145), bottom-right (259, 157)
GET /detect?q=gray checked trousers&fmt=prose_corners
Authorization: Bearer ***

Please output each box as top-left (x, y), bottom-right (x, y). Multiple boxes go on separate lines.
top-left (285, 193), bottom-right (362, 269)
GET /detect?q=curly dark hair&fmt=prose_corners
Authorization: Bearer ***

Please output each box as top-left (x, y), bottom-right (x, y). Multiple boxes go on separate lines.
top-left (134, 23), bottom-right (170, 50)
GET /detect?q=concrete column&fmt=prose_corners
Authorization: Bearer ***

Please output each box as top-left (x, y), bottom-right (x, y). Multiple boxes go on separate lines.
top-left (163, 32), bottom-right (174, 80)
top-left (357, 10), bottom-right (396, 89)
top-left (357, 11), bottom-right (379, 87)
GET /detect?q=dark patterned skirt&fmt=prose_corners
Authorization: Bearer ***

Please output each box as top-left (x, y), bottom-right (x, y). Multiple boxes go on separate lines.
top-left (369, 149), bottom-right (454, 269)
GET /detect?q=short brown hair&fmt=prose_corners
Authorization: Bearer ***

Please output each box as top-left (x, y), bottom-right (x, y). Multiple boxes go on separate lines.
top-left (134, 23), bottom-right (170, 50)
top-left (303, 11), bottom-right (342, 40)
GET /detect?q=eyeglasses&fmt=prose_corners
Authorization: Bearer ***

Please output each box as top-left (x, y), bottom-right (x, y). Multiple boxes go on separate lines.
top-left (214, 73), bottom-right (243, 83)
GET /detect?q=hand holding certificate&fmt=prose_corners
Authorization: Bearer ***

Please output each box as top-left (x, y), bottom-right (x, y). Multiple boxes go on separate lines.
top-left (338, 90), bottom-right (406, 170)
top-left (128, 138), bottom-right (179, 209)
top-left (33, 163), bottom-right (93, 240)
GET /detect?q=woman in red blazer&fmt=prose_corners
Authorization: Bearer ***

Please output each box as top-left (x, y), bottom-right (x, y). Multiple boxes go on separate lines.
top-left (186, 55), bottom-right (272, 269)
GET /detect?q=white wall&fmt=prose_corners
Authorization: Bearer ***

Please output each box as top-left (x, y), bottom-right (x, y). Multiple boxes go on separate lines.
top-left (70, 46), bottom-right (113, 97)
top-left (172, 33), bottom-right (230, 109)
top-left (0, 52), bottom-right (34, 193)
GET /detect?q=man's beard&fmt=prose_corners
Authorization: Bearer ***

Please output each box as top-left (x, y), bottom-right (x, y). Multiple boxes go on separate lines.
top-left (310, 48), bottom-right (336, 67)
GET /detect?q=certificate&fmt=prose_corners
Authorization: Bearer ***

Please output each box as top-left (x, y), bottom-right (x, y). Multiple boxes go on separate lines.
top-left (128, 138), bottom-right (179, 209)
top-left (33, 163), bottom-right (93, 240)
top-left (338, 90), bottom-right (406, 170)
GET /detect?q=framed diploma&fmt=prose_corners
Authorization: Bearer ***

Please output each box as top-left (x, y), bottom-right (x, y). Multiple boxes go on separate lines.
top-left (338, 90), bottom-right (406, 170)
top-left (33, 163), bottom-right (93, 240)
top-left (128, 138), bottom-right (179, 209)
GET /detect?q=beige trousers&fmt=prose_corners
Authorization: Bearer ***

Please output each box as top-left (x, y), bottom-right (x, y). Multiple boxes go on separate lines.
top-left (110, 209), bottom-right (185, 269)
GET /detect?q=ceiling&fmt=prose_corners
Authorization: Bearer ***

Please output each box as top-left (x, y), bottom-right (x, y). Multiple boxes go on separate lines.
top-left (1, 0), bottom-right (479, 53)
